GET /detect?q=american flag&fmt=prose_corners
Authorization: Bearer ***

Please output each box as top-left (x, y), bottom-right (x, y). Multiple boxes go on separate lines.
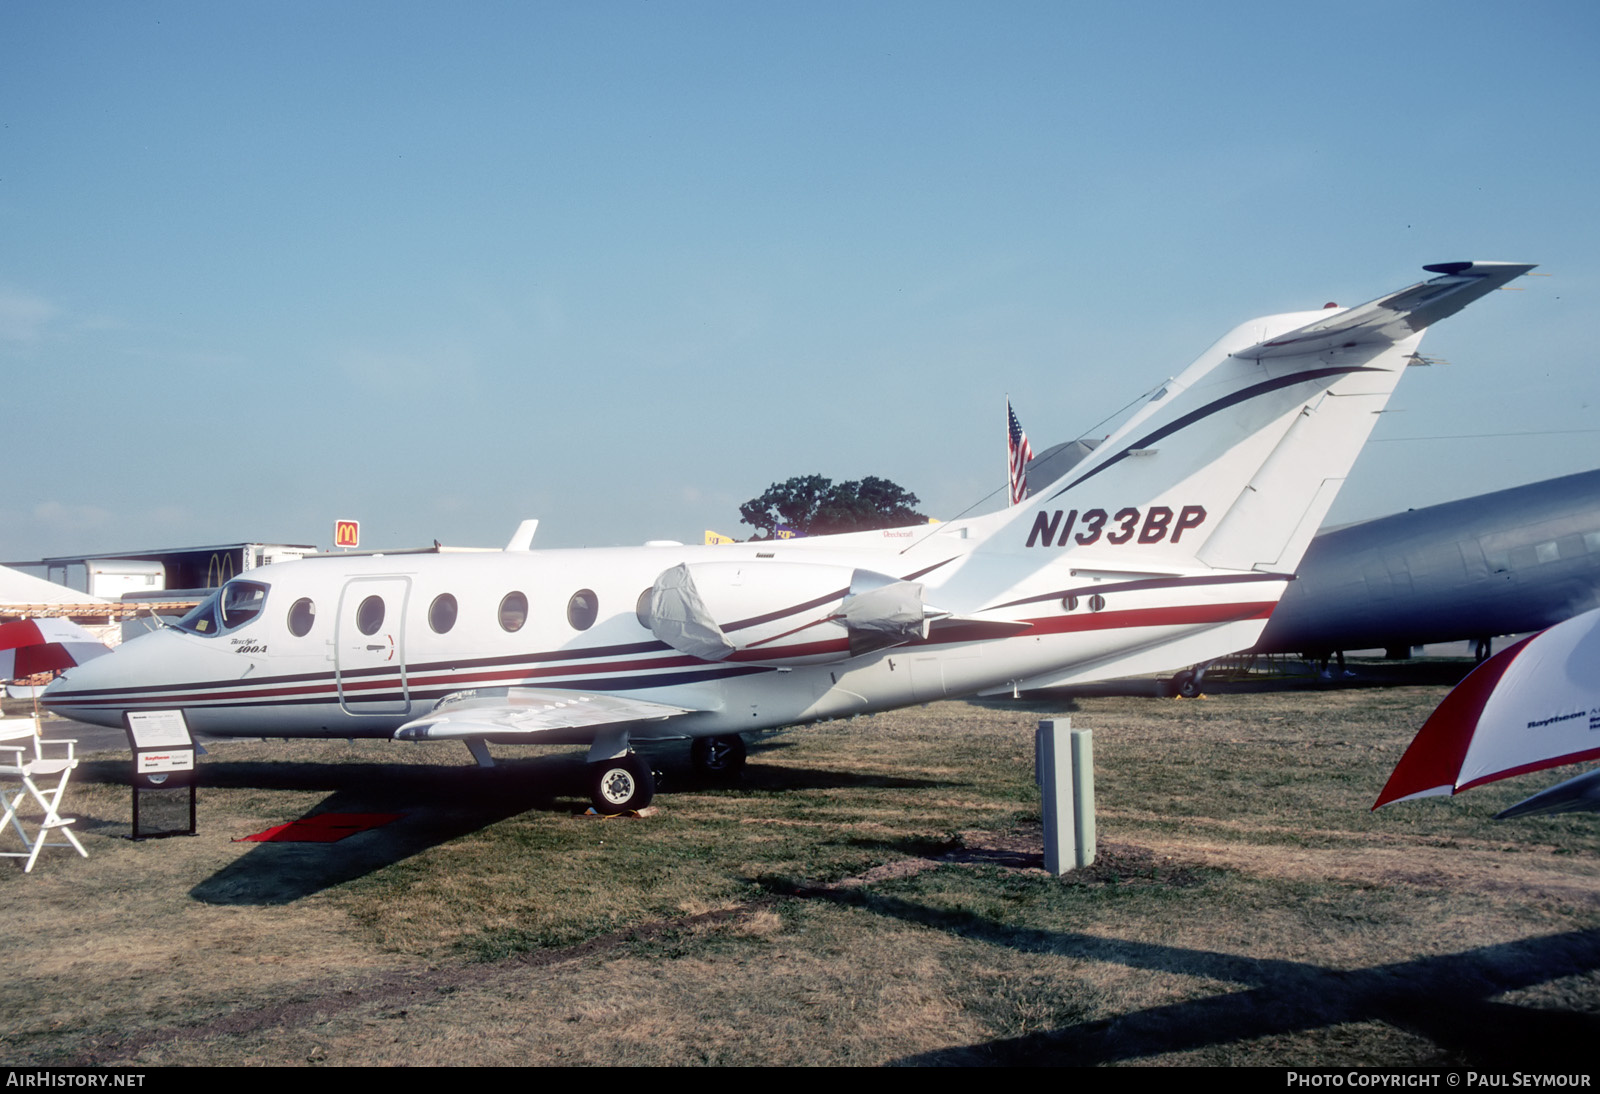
top-left (1007, 399), bottom-right (1033, 506)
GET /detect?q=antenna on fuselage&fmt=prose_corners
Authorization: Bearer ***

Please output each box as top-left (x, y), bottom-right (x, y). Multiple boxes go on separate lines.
top-left (506, 519), bottom-right (539, 552)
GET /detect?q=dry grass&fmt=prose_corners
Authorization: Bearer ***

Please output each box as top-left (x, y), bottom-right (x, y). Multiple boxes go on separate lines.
top-left (3, 679), bottom-right (1600, 1066)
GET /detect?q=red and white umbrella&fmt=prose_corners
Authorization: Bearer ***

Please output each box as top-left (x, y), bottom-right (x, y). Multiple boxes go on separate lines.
top-left (1374, 605), bottom-right (1600, 811)
top-left (0, 618), bottom-right (111, 681)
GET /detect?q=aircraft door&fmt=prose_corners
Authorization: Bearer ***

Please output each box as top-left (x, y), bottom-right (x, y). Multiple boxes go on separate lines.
top-left (909, 654), bottom-right (945, 702)
top-left (334, 576), bottom-right (412, 716)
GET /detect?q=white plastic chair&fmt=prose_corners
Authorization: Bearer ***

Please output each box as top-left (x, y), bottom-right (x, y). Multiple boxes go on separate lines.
top-left (0, 715), bottom-right (88, 873)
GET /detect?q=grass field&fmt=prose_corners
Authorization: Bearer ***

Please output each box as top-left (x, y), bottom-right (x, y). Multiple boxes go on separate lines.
top-left (4, 681), bottom-right (1599, 1066)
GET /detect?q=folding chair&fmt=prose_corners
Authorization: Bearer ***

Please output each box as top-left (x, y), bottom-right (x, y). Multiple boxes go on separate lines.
top-left (0, 715), bottom-right (88, 873)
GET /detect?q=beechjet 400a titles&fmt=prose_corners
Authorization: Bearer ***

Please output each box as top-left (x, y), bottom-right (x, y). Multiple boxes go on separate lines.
top-left (44, 262), bottom-right (1535, 812)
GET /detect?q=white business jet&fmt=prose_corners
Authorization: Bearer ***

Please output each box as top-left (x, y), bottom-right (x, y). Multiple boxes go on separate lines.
top-left (43, 262), bottom-right (1533, 812)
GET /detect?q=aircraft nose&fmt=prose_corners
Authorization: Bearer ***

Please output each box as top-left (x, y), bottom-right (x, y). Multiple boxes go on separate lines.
top-left (47, 647), bottom-right (118, 694)
top-left (43, 629), bottom-right (198, 728)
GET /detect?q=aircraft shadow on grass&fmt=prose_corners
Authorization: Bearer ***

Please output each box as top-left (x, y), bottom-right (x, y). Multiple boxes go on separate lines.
top-left (72, 747), bottom-right (948, 907)
top-left (770, 886), bottom-right (1600, 1066)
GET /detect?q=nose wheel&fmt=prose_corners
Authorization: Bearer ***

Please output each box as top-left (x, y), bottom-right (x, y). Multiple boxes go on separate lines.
top-left (589, 752), bottom-right (655, 813)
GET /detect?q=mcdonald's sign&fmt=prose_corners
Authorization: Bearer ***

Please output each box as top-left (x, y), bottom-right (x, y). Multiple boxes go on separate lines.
top-left (334, 520), bottom-right (360, 549)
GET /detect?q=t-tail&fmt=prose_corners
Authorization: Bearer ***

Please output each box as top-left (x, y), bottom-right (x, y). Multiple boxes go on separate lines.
top-left (945, 262), bottom-right (1535, 684)
top-left (985, 262), bottom-right (1532, 568)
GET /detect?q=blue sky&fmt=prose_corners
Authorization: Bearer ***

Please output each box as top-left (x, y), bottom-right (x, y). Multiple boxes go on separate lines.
top-left (3, 1), bottom-right (1595, 559)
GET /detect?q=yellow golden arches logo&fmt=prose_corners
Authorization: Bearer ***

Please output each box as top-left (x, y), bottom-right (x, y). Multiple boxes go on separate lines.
top-left (335, 520), bottom-right (361, 548)
top-left (205, 552), bottom-right (235, 588)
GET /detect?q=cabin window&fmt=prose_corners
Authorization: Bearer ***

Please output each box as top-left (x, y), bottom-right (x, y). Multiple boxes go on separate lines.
top-left (219, 580), bottom-right (269, 630)
top-left (1535, 540), bottom-right (1559, 565)
top-left (1088, 594), bottom-right (1106, 612)
top-left (635, 589), bottom-right (653, 629)
top-left (287, 598), bottom-right (316, 637)
top-left (1062, 595), bottom-right (1078, 611)
top-left (357, 594), bottom-right (386, 636)
top-left (499, 591), bottom-right (528, 632)
top-left (429, 593), bottom-right (458, 634)
top-left (567, 589), bottom-right (598, 631)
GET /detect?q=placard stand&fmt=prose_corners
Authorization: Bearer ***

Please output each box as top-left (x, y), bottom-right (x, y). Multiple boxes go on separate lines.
top-left (122, 710), bottom-right (196, 839)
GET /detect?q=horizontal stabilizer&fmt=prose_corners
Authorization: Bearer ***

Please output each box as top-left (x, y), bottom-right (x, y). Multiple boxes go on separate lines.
top-left (395, 687), bottom-right (695, 741)
top-left (1235, 262), bottom-right (1535, 359)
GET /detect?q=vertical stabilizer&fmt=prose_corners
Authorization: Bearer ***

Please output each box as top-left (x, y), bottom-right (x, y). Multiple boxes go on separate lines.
top-left (976, 262), bottom-right (1534, 577)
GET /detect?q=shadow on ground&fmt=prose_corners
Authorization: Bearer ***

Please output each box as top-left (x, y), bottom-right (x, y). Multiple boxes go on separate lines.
top-left (187, 755), bottom-right (577, 906)
top-left (763, 881), bottom-right (1600, 1066)
top-left (69, 737), bottom-right (950, 906)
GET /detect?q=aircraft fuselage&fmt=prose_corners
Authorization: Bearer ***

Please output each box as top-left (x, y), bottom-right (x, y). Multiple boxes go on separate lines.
top-left (43, 533), bottom-right (1281, 741)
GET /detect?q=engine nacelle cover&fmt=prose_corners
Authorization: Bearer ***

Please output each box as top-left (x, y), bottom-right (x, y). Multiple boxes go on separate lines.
top-left (648, 561), bottom-right (926, 666)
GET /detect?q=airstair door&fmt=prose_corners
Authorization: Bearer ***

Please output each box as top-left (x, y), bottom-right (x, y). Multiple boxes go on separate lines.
top-left (334, 576), bottom-right (411, 716)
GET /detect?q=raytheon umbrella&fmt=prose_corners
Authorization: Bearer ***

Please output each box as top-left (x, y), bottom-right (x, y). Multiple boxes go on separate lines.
top-left (1373, 605), bottom-right (1600, 814)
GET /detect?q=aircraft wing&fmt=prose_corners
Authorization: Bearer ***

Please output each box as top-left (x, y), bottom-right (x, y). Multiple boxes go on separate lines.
top-left (1236, 261), bottom-right (1535, 359)
top-left (393, 687), bottom-right (697, 742)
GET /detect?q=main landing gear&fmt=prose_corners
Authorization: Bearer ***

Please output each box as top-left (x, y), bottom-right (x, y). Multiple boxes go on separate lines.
top-left (1170, 663), bottom-right (1209, 698)
top-left (589, 752), bottom-right (655, 813)
top-left (690, 735), bottom-right (747, 781)
top-left (584, 732), bottom-right (749, 813)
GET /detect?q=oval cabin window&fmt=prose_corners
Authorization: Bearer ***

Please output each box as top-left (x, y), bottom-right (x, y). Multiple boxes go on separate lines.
top-left (499, 591), bottom-right (528, 633)
top-left (287, 597), bottom-right (316, 637)
top-left (429, 593), bottom-right (458, 634)
top-left (357, 595), bottom-right (385, 635)
top-left (567, 589), bottom-right (598, 631)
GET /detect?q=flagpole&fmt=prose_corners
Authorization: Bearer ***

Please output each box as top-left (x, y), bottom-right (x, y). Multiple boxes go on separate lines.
top-left (1004, 395), bottom-right (1011, 505)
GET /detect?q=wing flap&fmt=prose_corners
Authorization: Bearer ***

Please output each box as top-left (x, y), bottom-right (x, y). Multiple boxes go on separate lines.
top-left (394, 687), bottom-right (696, 741)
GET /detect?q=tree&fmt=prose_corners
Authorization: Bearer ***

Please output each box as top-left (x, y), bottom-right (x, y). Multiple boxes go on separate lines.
top-left (739, 475), bottom-right (926, 538)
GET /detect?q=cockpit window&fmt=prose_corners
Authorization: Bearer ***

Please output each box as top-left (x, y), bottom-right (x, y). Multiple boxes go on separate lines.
top-left (219, 581), bottom-right (269, 629)
top-left (175, 591), bottom-right (221, 636)
top-left (176, 580), bottom-right (270, 637)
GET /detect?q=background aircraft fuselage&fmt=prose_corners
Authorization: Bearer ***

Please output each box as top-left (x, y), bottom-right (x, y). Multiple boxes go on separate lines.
top-left (1253, 469), bottom-right (1600, 659)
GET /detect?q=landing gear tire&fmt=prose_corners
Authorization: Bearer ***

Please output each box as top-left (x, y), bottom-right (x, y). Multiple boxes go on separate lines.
top-left (1173, 671), bottom-right (1200, 699)
top-left (590, 753), bottom-right (655, 813)
top-left (690, 735), bottom-right (747, 780)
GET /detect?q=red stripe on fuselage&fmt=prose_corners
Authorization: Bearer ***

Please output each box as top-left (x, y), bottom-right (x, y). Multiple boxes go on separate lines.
top-left (50, 599), bottom-right (1275, 709)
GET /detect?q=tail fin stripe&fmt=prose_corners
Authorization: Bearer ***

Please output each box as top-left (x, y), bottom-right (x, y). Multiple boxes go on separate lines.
top-left (1046, 365), bottom-right (1384, 500)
